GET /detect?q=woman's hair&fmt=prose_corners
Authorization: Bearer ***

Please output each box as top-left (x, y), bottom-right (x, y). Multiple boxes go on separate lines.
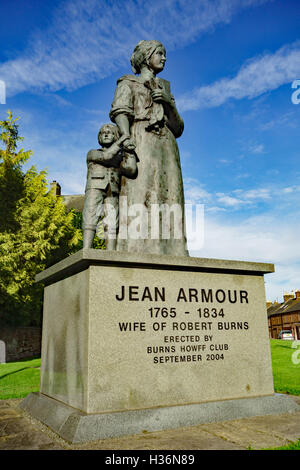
top-left (130, 40), bottom-right (165, 74)
top-left (98, 123), bottom-right (120, 145)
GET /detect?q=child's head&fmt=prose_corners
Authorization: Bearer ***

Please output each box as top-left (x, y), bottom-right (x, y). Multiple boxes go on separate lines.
top-left (98, 124), bottom-right (120, 147)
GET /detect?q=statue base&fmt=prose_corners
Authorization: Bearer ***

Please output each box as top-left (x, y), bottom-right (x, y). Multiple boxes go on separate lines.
top-left (20, 249), bottom-right (287, 442)
top-left (20, 391), bottom-right (299, 444)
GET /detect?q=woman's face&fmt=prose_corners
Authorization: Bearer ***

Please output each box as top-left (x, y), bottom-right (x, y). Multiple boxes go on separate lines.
top-left (148, 46), bottom-right (166, 74)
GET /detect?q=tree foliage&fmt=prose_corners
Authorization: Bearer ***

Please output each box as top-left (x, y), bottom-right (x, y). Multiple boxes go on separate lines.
top-left (70, 209), bottom-right (106, 250)
top-left (0, 112), bottom-right (81, 327)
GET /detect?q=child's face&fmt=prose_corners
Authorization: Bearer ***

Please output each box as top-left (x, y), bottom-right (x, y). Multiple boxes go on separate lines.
top-left (99, 126), bottom-right (116, 146)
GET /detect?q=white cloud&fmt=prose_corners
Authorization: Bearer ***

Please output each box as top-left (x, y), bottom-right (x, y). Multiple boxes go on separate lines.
top-left (183, 176), bottom-right (300, 216)
top-left (185, 187), bottom-right (211, 204)
top-left (188, 214), bottom-right (300, 301)
top-left (206, 206), bottom-right (227, 213)
top-left (216, 193), bottom-right (243, 207)
top-left (212, 188), bottom-right (273, 209)
top-left (259, 111), bottom-right (297, 131)
top-left (178, 40), bottom-right (300, 111)
top-left (249, 143), bottom-right (266, 154)
top-left (183, 174), bottom-right (300, 301)
top-left (233, 188), bottom-right (272, 201)
top-left (183, 177), bottom-right (211, 204)
top-left (235, 173), bottom-right (250, 179)
top-left (0, 0), bottom-right (271, 97)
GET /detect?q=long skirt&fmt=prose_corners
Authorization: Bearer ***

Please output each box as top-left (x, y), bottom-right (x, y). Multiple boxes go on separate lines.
top-left (117, 121), bottom-right (188, 256)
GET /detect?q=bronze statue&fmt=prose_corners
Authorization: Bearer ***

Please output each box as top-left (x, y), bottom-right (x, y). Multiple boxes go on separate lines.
top-left (110, 40), bottom-right (188, 256)
top-left (82, 123), bottom-right (137, 250)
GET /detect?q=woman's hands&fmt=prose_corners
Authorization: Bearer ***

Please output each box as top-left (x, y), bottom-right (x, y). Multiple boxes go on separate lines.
top-left (151, 89), bottom-right (172, 107)
top-left (122, 136), bottom-right (136, 151)
top-left (151, 89), bottom-right (183, 138)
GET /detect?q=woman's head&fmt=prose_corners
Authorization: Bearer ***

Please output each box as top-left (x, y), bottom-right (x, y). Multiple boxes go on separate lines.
top-left (131, 40), bottom-right (166, 75)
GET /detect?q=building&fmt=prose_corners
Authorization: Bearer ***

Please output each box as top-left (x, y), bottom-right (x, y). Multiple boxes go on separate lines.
top-left (267, 291), bottom-right (300, 340)
top-left (50, 180), bottom-right (84, 212)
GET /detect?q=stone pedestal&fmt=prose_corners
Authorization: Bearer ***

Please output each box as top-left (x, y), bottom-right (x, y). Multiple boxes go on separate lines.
top-left (21, 249), bottom-right (299, 442)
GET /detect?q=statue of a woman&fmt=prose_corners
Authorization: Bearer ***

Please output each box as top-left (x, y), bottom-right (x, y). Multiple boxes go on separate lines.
top-left (110, 40), bottom-right (188, 256)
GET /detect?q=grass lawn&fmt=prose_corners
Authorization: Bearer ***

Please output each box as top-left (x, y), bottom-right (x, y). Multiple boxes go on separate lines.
top-left (0, 341), bottom-right (299, 450)
top-left (0, 340), bottom-right (299, 400)
top-left (0, 357), bottom-right (41, 399)
top-left (265, 439), bottom-right (300, 450)
top-left (270, 339), bottom-right (300, 396)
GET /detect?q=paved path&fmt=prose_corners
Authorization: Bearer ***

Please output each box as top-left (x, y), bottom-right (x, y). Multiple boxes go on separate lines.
top-left (0, 396), bottom-right (300, 450)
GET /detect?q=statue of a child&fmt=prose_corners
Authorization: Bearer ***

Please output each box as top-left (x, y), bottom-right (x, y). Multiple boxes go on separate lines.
top-left (82, 123), bottom-right (138, 250)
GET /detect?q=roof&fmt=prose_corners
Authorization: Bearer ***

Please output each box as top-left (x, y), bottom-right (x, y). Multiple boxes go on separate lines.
top-left (267, 303), bottom-right (283, 317)
top-left (268, 298), bottom-right (300, 317)
top-left (61, 195), bottom-right (85, 212)
top-left (284, 299), bottom-right (300, 313)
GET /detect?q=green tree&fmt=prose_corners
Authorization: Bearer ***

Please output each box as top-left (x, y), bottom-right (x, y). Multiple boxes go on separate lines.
top-left (0, 111), bottom-right (81, 327)
top-left (70, 209), bottom-right (106, 250)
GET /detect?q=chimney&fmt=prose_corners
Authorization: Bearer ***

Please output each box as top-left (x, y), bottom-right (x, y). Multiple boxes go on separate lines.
top-left (266, 301), bottom-right (273, 309)
top-left (283, 291), bottom-right (294, 303)
top-left (295, 290), bottom-right (300, 300)
top-left (50, 181), bottom-right (61, 196)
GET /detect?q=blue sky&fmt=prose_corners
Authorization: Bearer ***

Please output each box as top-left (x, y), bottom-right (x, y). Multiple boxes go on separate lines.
top-left (1, 0), bottom-right (300, 301)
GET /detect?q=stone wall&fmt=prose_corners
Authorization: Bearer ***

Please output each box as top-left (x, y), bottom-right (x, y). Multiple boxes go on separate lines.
top-left (0, 327), bottom-right (41, 363)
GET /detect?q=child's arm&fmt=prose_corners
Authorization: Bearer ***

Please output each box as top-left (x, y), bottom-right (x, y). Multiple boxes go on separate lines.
top-left (87, 135), bottom-right (128, 165)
